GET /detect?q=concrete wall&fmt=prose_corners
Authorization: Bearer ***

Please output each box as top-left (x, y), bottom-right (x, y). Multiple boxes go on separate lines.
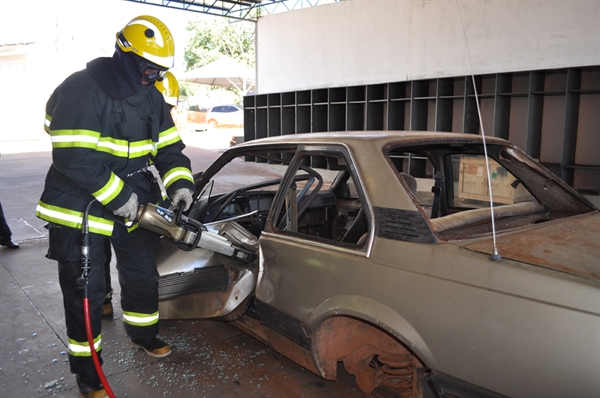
top-left (256, 0), bottom-right (599, 94)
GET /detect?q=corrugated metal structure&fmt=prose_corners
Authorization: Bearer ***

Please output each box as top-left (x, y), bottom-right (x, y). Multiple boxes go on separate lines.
top-left (124, 0), bottom-right (338, 21)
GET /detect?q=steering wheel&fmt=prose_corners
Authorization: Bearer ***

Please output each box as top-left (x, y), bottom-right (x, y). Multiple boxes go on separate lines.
top-left (205, 175), bottom-right (314, 224)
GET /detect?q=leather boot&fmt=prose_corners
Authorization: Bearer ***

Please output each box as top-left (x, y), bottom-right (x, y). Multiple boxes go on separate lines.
top-left (76, 372), bottom-right (108, 398)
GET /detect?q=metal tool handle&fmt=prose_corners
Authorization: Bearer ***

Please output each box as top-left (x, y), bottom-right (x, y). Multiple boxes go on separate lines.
top-left (175, 201), bottom-right (202, 251)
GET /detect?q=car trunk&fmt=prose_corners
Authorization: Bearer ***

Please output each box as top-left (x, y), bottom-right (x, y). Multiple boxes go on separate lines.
top-left (461, 211), bottom-right (600, 281)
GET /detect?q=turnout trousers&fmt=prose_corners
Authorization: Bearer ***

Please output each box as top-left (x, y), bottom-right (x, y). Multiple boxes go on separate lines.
top-left (48, 222), bottom-right (161, 374)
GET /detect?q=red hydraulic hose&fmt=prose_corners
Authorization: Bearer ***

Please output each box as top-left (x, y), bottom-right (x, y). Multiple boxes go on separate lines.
top-left (80, 199), bottom-right (115, 397)
top-left (83, 295), bottom-right (116, 398)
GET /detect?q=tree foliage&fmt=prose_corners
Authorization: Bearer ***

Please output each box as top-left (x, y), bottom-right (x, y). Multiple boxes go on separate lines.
top-left (184, 18), bottom-right (255, 72)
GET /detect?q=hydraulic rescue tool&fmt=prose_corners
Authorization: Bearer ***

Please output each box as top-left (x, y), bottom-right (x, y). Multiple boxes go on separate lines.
top-left (78, 199), bottom-right (254, 398)
top-left (135, 202), bottom-right (255, 262)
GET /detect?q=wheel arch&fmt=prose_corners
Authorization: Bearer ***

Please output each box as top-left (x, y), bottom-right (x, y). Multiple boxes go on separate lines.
top-left (310, 295), bottom-right (435, 380)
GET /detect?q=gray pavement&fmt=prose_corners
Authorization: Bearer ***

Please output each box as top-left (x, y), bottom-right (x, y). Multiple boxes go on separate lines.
top-left (0, 138), bottom-right (364, 398)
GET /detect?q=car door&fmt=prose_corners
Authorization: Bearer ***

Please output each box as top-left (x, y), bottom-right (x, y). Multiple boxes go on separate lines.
top-left (254, 145), bottom-right (374, 344)
top-left (153, 145), bottom-right (296, 321)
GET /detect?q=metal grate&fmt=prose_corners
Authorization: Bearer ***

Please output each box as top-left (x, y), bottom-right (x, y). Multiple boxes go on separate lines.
top-left (244, 66), bottom-right (600, 196)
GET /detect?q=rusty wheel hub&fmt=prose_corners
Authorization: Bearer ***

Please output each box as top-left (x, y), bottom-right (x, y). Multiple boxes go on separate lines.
top-left (343, 347), bottom-right (423, 398)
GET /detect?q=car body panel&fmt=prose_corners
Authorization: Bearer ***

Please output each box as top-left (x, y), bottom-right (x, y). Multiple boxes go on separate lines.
top-left (463, 212), bottom-right (600, 280)
top-left (206, 104), bottom-right (244, 126)
top-left (257, 227), bottom-right (599, 397)
top-left (153, 131), bottom-right (599, 397)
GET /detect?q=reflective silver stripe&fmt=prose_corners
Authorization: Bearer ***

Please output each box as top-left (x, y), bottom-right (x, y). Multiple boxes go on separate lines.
top-left (123, 312), bottom-right (159, 325)
top-left (36, 205), bottom-right (113, 234)
top-left (36, 205), bottom-right (81, 225)
top-left (143, 52), bottom-right (173, 69)
top-left (129, 143), bottom-right (156, 155)
top-left (97, 141), bottom-right (129, 153)
top-left (163, 170), bottom-right (191, 187)
top-left (68, 338), bottom-right (101, 354)
top-left (95, 177), bottom-right (122, 204)
top-left (51, 135), bottom-right (99, 144)
top-left (158, 130), bottom-right (179, 145)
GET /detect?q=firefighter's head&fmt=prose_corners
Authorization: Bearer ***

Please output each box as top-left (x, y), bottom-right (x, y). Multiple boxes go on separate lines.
top-left (116, 15), bottom-right (175, 84)
top-left (155, 71), bottom-right (179, 108)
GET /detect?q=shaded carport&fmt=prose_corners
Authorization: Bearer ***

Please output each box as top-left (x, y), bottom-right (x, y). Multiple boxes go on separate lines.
top-left (124, 0), bottom-right (340, 21)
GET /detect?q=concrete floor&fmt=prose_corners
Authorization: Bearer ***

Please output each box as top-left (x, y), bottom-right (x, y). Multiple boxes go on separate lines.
top-left (0, 135), bottom-right (366, 398)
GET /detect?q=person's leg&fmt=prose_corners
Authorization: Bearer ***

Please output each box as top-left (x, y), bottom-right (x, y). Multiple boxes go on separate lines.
top-left (47, 224), bottom-right (108, 395)
top-left (111, 225), bottom-right (171, 357)
top-left (0, 202), bottom-right (18, 248)
top-left (102, 240), bottom-right (114, 318)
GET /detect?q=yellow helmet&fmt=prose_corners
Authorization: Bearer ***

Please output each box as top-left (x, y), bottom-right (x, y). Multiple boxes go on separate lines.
top-left (116, 15), bottom-right (175, 70)
top-left (155, 71), bottom-right (179, 107)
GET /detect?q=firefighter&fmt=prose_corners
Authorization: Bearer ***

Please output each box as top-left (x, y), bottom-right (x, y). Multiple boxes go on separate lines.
top-left (155, 71), bottom-right (179, 109)
top-left (36, 16), bottom-right (195, 398)
top-left (101, 71), bottom-right (181, 320)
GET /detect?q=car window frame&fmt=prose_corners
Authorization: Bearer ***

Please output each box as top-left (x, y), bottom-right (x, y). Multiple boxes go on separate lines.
top-left (265, 144), bottom-right (372, 254)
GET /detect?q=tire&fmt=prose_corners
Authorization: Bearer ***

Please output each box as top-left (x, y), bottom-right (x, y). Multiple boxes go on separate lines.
top-left (368, 386), bottom-right (403, 398)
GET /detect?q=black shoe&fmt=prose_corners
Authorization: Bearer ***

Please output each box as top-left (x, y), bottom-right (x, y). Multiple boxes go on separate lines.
top-left (76, 372), bottom-right (107, 398)
top-left (131, 337), bottom-right (172, 358)
top-left (0, 239), bottom-right (19, 249)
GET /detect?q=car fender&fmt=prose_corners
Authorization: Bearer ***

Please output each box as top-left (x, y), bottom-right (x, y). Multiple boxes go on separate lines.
top-left (309, 295), bottom-right (435, 379)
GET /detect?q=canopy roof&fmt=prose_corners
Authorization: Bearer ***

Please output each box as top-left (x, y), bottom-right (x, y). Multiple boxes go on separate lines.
top-left (124, 0), bottom-right (339, 22)
top-left (184, 57), bottom-right (255, 94)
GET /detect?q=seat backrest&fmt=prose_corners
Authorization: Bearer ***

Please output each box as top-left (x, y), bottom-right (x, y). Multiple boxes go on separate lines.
top-left (400, 172), bottom-right (417, 193)
top-left (341, 207), bottom-right (367, 244)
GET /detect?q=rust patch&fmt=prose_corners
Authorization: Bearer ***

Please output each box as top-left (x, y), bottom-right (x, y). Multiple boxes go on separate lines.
top-left (233, 314), bottom-right (270, 346)
top-left (314, 316), bottom-right (424, 397)
top-left (464, 213), bottom-right (600, 280)
top-left (233, 314), bottom-right (321, 376)
top-left (263, 326), bottom-right (321, 376)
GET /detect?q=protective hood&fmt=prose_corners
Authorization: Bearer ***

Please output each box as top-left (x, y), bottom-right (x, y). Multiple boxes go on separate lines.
top-left (86, 47), bottom-right (144, 99)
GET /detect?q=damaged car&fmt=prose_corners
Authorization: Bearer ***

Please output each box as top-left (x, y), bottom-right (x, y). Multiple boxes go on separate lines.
top-left (151, 131), bottom-right (599, 398)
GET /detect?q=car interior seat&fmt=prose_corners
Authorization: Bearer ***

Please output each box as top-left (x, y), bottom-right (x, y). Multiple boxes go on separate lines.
top-left (341, 207), bottom-right (367, 244)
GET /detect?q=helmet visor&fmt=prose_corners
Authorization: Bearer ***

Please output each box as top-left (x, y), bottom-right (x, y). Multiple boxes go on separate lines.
top-left (139, 59), bottom-right (168, 83)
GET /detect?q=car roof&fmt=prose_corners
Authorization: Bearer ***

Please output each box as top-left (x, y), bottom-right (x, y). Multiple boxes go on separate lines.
top-left (234, 130), bottom-right (510, 149)
top-left (209, 104), bottom-right (242, 110)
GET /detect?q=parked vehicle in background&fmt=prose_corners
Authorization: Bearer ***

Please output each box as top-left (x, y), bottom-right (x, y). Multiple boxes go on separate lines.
top-left (185, 104), bottom-right (208, 131)
top-left (154, 131), bottom-right (599, 398)
top-left (206, 104), bottom-right (244, 126)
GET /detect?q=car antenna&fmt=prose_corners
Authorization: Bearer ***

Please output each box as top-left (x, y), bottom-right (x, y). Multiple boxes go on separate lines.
top-left (455, 1), bottom-right (501, 261)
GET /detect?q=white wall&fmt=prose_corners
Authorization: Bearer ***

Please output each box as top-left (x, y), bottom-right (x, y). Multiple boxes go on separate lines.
top-left (256, 0), bottom-right (600, 94)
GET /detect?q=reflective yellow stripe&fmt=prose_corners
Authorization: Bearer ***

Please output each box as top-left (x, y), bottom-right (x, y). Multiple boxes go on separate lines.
top-left (162, 167), bottom-right (194, 189)
top-left (50, 130), bottom-right (100, 149)
top-left (123, 310), bottom-right (159, 327)
top-left (44, 114), bottom-right (52, 133)
top-left (97, 137), bottom-right (129, 157)
top-left (96, 138), bottom-right (157, 159)
top-left (130, 140), bottom-right (157, 159)
top-left (68, 335), bottom-right (102, 357)
top-left (36, 202), bottom-right (114, 236)
top-left (157, 126), bottom-right (181, 149)
top-left (48, 128), bottom-right (162, 160)
top-left (92, 174), bottom-right (124, 205)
